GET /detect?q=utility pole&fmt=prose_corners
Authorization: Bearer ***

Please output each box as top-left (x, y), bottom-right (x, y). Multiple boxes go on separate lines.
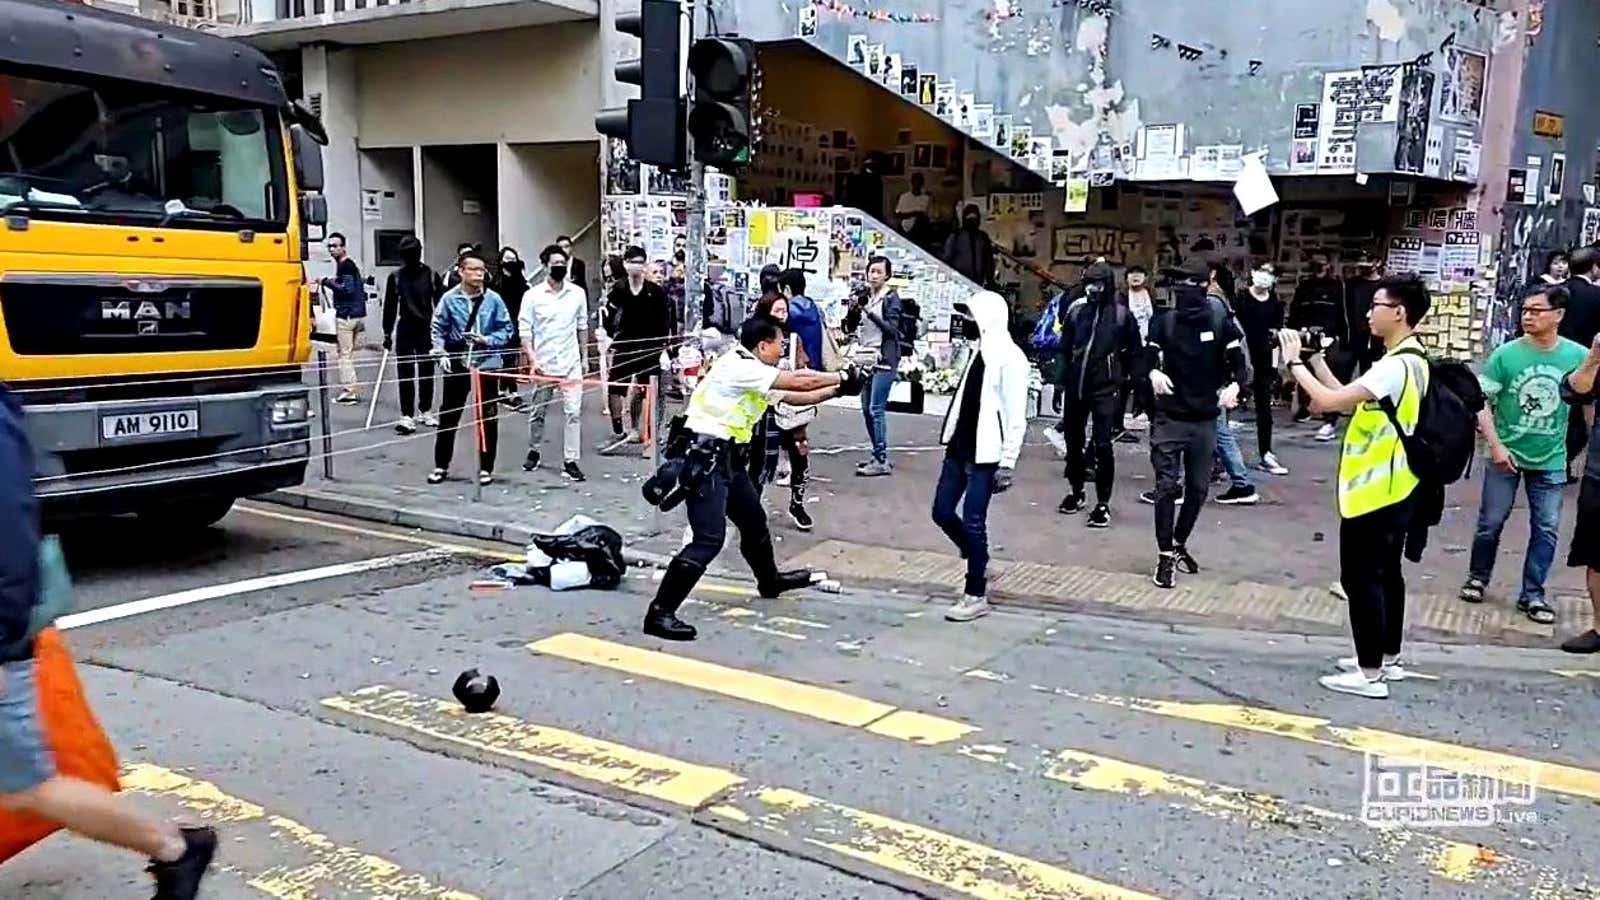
top-left (682, 0), bottom-right (706, 339)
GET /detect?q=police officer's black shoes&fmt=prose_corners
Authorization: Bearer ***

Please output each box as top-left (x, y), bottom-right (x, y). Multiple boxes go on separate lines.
top-left (644, 559), bottom-right (703, 641)
top-left (643, 604), bottom-right (697, 641)
top-left (758, 569), bottom-right (814, 599)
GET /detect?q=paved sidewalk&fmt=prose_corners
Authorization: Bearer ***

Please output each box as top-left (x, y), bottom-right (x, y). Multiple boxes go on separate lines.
top-left (272, 350), bottom-right (1594, 647)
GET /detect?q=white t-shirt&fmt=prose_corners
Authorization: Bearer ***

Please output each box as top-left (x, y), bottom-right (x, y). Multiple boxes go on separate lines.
top-left (1355, 354), bottom-right (1411, 408)
top-left (519, 280), bottom-right (588, 377)
top-left (895, 191), bottom-right (930, 230)
top-left (685, 348), bottom-right (781, 440)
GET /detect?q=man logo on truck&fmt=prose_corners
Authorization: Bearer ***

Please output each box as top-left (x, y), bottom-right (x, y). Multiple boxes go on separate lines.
top-left (101, 300), bottom-right (193, 334)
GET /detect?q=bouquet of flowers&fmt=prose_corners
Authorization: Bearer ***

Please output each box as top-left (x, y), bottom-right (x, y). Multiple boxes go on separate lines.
top-left (923, 366), bottom-right (962, 394)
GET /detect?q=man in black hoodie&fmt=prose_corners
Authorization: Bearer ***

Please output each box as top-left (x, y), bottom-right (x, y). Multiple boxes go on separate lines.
top-left (1055, 261), bottom-right (1141, 526)
top-left (1289, 251), bottom-right (1351, 441)
top-left (382, 236), bottom-right (443, 435)
top-left (943, 204), bottom-right (997, 288)
top-left (1144, 258), bottom-right (1251, 588)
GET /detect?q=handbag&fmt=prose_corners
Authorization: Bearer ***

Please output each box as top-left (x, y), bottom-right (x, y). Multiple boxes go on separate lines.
top-left (0, 629), bottom-right (121, 863)
top-left (774, 340), bottom-right (818, 430)
top-left (310, 285), bottom-right (337, 344)
top-left (819, 326), bottom-right (846, 372)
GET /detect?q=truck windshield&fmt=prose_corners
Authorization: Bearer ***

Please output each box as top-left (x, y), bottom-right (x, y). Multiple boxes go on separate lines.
top-left (0, 72), bottom-right (288, 230)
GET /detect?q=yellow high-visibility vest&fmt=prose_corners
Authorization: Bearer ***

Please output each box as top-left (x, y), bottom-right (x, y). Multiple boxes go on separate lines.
top-left (1338, 337), bottom-right (1428, 519)
top-left (685, 348), bottom-right (773, 444)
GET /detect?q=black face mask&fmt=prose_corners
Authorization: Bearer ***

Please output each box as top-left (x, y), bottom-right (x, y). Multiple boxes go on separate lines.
top-left (963, 217), bottom-right (980, 231)
top-left (503, 260), bottom-right (524, 274)
top-left (401, 249), bottom-right (423, 267)
top-left (548, 264), bottom-right (568, 282)
top-left (1174, 283), bottom-right (1208, 314)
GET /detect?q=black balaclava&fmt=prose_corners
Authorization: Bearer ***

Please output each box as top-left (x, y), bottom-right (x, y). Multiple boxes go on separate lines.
top-left (962, 204), bottom-right (982, 231)
top-left (1175, 278), bottom-right (1209, 321)
top-left (1083, 261), bottom-right (1115, 306)
top-left (399, 237), bottom-right (423, 269)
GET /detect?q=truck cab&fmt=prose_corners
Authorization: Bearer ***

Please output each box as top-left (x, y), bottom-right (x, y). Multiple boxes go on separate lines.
top-left (0, 0), bottom-right (327, 528)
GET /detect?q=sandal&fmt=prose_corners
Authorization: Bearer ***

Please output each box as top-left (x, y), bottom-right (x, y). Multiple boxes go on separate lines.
top-left (1519, 599), bottom-right (1556, 625)
top-left (1458, 578), bottom-right (1486, 604)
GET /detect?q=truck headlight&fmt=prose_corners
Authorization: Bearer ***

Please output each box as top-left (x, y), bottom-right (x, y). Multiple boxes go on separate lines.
top-left (271, 397), bottom-right (309, 425)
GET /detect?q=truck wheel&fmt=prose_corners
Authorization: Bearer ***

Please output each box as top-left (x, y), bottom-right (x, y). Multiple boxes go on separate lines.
top-left (139, 498), bottom-right (235, 530)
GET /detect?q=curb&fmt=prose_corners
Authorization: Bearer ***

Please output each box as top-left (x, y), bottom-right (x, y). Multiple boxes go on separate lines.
top-left (258, 487), bottom-right (698, 574)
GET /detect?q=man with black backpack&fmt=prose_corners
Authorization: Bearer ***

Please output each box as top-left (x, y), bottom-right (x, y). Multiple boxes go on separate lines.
top-left (1280, 274), bottom-right (1481, 699)
top-left (1055, 261), bottom-right (1140, 526)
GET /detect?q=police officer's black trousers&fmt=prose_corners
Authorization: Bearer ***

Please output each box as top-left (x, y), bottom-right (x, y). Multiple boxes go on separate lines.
top-left (650, 462), bottom-right (779, 615)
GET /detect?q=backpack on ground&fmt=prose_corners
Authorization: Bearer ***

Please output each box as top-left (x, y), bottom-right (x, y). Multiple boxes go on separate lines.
top-left (1379, 349), bottom-right (1485, 485)
top-left (1030, 294), bottom-right (1064, 354)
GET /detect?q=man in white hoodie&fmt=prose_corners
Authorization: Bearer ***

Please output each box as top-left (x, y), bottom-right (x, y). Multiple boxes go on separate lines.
top-left (934, 291), bottom-right (1029, 622)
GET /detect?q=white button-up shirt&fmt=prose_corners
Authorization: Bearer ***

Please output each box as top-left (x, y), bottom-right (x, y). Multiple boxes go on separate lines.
top-left (518, 279), bottom-right (588, 378)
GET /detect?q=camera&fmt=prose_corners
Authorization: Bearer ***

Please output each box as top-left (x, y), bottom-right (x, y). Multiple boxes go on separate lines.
top-left (1277, 326), bottom-right (1336, 358)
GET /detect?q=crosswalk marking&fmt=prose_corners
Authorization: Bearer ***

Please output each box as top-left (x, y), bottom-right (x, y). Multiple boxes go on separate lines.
top-left (322, 686), bottom-right (1147, 900)
top-left (1008, 680), bottom-right (1600, 804)
top-left (122, 763), bottom-right (479, 900)
top-left (528, 632), bottom-right (977, 745)
top-left (535, 634), bottom-right (1583, 893)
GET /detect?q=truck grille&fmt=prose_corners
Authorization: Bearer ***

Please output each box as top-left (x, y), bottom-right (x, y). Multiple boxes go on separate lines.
top-left (0, 274), bottom-right (263, 355)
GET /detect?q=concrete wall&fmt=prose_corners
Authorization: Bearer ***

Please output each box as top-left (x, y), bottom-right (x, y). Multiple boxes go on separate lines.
top-left (302, 45), bottom-right (362, 282)
top-left (357, 147), bottom-right (416, 282)
top-left (717, 0), bottom-right (1503, 179)
top-left (353, 22), bottom-right (602, 148)
top-left (497, 142), bottom-right (602, 295)
top-left (420, 145), bottom-right (499, 271)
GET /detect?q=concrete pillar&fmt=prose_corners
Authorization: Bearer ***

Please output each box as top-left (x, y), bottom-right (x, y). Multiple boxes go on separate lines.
top-left (300, 43), bottom-right (361, 272)
top-left (1474, 0), bottom-right (1531, 241)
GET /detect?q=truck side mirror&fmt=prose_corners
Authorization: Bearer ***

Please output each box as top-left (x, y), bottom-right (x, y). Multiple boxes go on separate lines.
top-left (300, 194), bottom-right (328, 227)
top-left (291, 124), bottom-right (324, 193)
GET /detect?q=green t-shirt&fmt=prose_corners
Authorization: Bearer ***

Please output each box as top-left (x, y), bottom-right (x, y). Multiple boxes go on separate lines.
top-left (1479, 336), bottom-right (1589, 470)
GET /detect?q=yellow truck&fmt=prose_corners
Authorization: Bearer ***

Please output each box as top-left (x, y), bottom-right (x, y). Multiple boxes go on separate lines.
top-left (1, 0), bottom-right (328, 527)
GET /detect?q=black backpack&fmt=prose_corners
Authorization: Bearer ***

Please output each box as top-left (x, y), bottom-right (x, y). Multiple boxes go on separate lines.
top-left (1378, 348), bottom-right (1485, 485)
top-left (898, 297), bottom-right (921, 352)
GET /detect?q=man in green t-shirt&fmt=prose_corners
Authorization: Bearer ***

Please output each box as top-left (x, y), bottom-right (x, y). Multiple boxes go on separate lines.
top-left (1461, 283), bottom-right (1590, 623)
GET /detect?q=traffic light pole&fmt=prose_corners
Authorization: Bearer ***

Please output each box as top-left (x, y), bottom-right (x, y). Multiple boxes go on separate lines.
top-left (682, 0), bottom-right (707, 339)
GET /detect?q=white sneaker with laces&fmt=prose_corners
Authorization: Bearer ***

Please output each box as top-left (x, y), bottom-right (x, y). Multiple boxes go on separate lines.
top-left (945, 595), bottom-right (991, 622)
top-left (395, 415), bottom-right (416, 435)
top-left (1315, 423), bottom-right (1337, 442)
top-left (1337, 657), bottom-right (1407, 681)
top-left (420, 411), bottom-right (440, 427)
top-left (1258, 452), bottom-right (1289, 476)
top-left (1319, 669), bottom-right (1389, 698)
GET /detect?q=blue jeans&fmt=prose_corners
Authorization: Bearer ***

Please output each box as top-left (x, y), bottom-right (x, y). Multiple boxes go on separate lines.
top-left (0, 658), bottom-right (53, 793)
top-left (1214, 409), bottom-right (1253, 489)
top-left (862, 368), bottom-right (894, 464)
top-left (932, 457), bottom-right (998, 597)
top-left (1468, 466), bottom-right (1566, 604)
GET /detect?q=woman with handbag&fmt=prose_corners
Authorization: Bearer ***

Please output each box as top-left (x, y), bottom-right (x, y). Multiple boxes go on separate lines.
top-left (756, 275), bottom-right (822, 531)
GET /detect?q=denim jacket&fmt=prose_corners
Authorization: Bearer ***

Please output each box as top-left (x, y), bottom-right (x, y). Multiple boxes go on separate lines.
top-left (431, 286), bottom-right (515, 371)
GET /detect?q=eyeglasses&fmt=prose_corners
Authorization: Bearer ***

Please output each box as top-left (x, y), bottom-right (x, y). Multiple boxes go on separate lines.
top-left (1522, 305), bottom-right (1556, 315)
top-left (1371, 301), bottom-right (1402, 309)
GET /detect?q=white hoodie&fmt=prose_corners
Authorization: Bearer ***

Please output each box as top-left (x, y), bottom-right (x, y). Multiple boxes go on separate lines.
top-left (940, 290), bottom-right (1028, 468)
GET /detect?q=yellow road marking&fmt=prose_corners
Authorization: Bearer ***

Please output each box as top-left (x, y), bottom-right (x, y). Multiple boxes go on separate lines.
top-left (323, 687), bottom-right (1142, 900)
top-left (527, 635), bottom-right (1576, 891)
top-left (322, 686), bottom-right (740, 808)
top-left (715, 787), bottom-right (1157, 900)
top-left (529, 632), bottom-right (977, 745)
top-left (1020, 685), bottom-right (1600, 804)
top-left (122, 763), bottom-right (478, 899)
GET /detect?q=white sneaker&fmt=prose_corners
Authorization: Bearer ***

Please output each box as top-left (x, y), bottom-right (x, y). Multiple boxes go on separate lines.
top-left (420, 411), bottom-right (440, 428)
top-left (774, 470), bottom-right (792, 487)
top-left (945, 595), bottom-right (991, 622)
top-left (1042, 427), bottom-right (1068, 459)
top-left (1337, 657), bottom-right (1407, 681)
top-left (1315, 423), bottom-right (1337, 442)
top-left (1319, 670), bottom-right (1389, 699)
top-left (395, 416), bottom-right (417, 435)
top-left (1258, 452), bottom-right (1289, 476)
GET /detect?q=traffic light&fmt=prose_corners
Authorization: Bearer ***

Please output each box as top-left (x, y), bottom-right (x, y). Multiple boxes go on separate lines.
top-left (687, 37), bottom-right (755, 168)
top-left (595, 0), bottom-right (685, 170)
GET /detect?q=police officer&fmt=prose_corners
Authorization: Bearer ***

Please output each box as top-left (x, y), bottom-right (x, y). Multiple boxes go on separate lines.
top-left (643, 316), bottom-right (856, 641)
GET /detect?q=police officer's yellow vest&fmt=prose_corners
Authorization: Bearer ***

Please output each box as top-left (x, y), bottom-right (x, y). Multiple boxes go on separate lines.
top-left (686, 348), bottom-right (772, 444)
top-left (1338, 337), bottom-right (1428, 519)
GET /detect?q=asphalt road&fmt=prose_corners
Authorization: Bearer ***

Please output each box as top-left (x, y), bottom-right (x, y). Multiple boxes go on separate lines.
top-left (4, 504), bottom-right (1599, 899)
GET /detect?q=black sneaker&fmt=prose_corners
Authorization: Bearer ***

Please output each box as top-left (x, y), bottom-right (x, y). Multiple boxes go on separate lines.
top-left (1152, 553), bottom-right (1176, 589)
top-left (522, 450), bottom-right (541, 472)
top-left (148, 826), bottom-right (216, 900)
top-left (1216, 484), bottom-right (1259, 505)
top-left (788, 501), bottom-right (814, 531)
top-left (1086, 504), bottom-right (1111, 528)
top-left (1058, 492), bottom-right (1087, 514)
top-left (1173, 544), bottom-right (1200, 574)
top-left (563, 461), bottom-right (586, 482)
top-left (1561, 630), bottom-right (1600, 654)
